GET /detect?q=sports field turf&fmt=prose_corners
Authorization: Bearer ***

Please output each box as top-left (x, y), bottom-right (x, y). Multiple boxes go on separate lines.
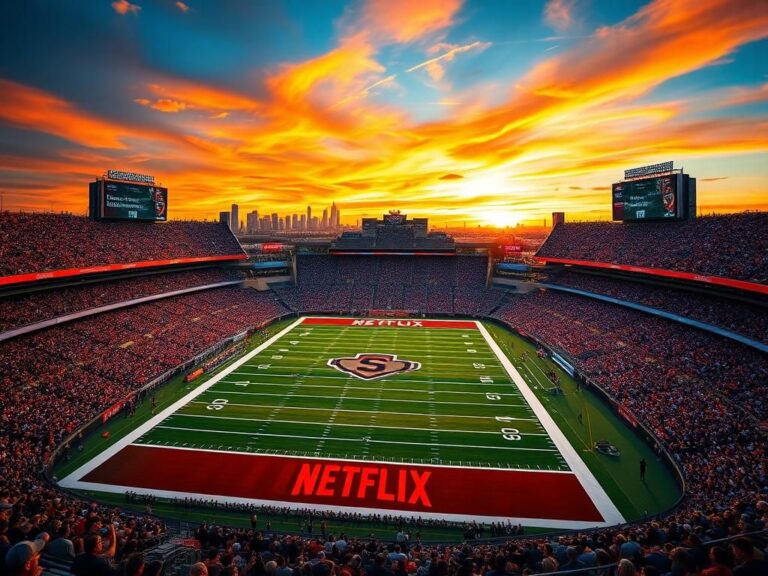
top-left (61, 316), bottom-right (677, 528)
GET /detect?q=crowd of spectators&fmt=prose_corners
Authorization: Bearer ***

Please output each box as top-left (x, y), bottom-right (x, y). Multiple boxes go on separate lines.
top-left (276, 256), bottom-right (505, 316)
top-left (2, 216), bottom-right (768, 574)
top-left (0, 212), bottom-right (244, 277)
top-left (493, 289), bottom-right (768, 514)
top-left (0, 286), bottom-right (287, 574)
top-left (133, 508), bottom-right (766, 576)
top-left (542, 271), bottom-right (768, 345)
top-left (0, 268), bottom-right (245, 333)
top-left (537, 212), bottom-right (768, 284)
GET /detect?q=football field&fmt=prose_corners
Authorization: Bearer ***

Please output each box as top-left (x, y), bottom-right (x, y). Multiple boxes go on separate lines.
top-left (60, 317), bottom-right (625, 528)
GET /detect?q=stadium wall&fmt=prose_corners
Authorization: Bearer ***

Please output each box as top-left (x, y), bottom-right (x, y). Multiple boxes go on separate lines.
top-left (0, 280), bottom-right (244, 343)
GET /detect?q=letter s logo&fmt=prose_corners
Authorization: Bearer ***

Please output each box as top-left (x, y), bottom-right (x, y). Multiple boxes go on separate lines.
top-left (358, 357), bottom-right (387, 372)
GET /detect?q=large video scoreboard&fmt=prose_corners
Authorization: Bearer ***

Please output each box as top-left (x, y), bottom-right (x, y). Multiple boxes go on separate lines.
top-left (90, 171), bottom-right (167, 222)
top-left (612, 163), bottom-right (696, 222)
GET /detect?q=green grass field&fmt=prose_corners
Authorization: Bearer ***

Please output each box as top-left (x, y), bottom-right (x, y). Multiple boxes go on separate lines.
top-left (136, 320), bottom-right (568, 470)
top-left (57, 316), bottom-right (681, 529)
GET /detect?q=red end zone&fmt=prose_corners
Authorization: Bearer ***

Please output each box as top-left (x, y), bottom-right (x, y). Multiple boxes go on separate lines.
top-left (80, 445), bottom-right (604, 523)
top-left (302, 318), bottom-right (478, 329)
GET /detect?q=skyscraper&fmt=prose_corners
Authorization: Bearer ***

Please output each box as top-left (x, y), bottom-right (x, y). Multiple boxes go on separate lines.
top-left (219, 211), bottom-right (230, 229)
top-left (231, 204), bottom-right (239, 234)
top-left (306, 206), bottom-right (312, 230)
top-left (331, 202), bottom-right (338, 228)
top-left (271, 213), bottom-right (279, 230)
top-left (246, 210), bottom-right (259, 233)
top-left (321, 208), bottom-right (328, 229)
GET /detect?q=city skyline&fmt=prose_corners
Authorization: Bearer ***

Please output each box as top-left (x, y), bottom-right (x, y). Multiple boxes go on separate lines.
top-left (0, 1), bottom-right (766, 226)
top-left (221, 201), bottom-right (344, 233)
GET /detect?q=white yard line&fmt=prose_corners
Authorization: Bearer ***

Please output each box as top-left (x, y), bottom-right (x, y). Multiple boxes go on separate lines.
top-left (475, 321), bottom-right (625, 526)
top-left (152, 425), bottom-right (557, 452)
top-left (215, 381), bottom-right (525, 396)
top-left (195, 392), bottom-right (527, 408)
top-left (167, 413), bottom-right (548, 435)
top-left (245, 349), bottom-right (498, 360)
top-left (230, 372), bottom-right (509, 386)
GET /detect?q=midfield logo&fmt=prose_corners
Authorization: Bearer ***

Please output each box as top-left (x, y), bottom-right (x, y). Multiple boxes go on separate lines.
top-left (328, 353), bottom-right (421, 380)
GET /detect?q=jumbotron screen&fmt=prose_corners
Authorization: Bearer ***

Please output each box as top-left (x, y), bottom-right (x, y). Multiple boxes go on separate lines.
top-left (100, 181), bottom-right (168, 221)
top-left (612, 174), bottom-right (681, 221)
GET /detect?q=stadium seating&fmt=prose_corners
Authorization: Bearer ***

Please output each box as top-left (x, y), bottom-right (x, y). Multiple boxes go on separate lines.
top-left (0, 268), bottom-right (245, 333)
top-left (276, 255), bottom-right (506, 315)
top-left (2, 214), bottom-right (767, 576)
top-left (0, 212), bottom-right (243, 278)
top-left (542, 270), bottom-right (768, 344)
top-left (537, 212), bottom-right (768, 283)
top-left (0, 286), bottom-right (287, 569)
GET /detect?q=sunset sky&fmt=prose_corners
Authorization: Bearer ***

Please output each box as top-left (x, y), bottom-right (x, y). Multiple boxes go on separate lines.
top-left (1, 0), bottom-right (766, 226)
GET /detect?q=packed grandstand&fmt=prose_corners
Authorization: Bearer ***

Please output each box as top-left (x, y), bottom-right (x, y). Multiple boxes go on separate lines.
top-left (0, 210), bottom-right (766, 576)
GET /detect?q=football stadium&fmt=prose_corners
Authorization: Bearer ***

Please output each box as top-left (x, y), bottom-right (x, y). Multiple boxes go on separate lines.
top-left (2, 2), bottom-right (768, 575)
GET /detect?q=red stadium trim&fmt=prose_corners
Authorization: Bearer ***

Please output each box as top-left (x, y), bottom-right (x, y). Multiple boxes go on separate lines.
top-left (535, 257), bottom-right (768, 295)
top-left (81, 445), bottom-right (605, 523)
top-left (0, 254), bottom-right (247, 287)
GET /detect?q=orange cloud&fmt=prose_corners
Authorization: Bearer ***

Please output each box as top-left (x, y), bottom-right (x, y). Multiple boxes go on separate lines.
top-left (112, 0), bottom-right (140, 16)
top-left (0, 79), bottom-right (131, 149)
top-left (136, 80), bottom-right (261, 116)
top-left (544, 0), bottom-right (576, 31)
top-left (360, 0), bottom-right (464, 43)
top-left (135, 98), bottom-right (191, 113)
top-left (722, 83), bottom-right (768, 107)
top-left (175, 1), bottom-right (190, 13)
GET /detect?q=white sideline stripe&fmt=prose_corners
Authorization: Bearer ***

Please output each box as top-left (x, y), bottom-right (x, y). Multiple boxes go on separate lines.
top-left (215, 381), bottom-right (524, 396)
top-left (474, 321), bottom-right (625, 526)
top-left (231, 372), bottom-right (511, 386)
top-left (169, 413), bottom-right (549, 435)
top-left (59, 317), bottom-right (306, 488)
top-left (190, 400), bottom-right (533, 415)
top-left (152, 425), bottom-right (557, 452)
top-left (197, 390), bottom-right (527, 408)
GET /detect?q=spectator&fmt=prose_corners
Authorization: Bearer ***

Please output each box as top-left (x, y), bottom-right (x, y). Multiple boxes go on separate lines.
top-left (3, 534), bottom-right (47, 576)
top-left (730, 538), bottom-right (768, 576)
top-left (71, 533), bottom-right (117, 576)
